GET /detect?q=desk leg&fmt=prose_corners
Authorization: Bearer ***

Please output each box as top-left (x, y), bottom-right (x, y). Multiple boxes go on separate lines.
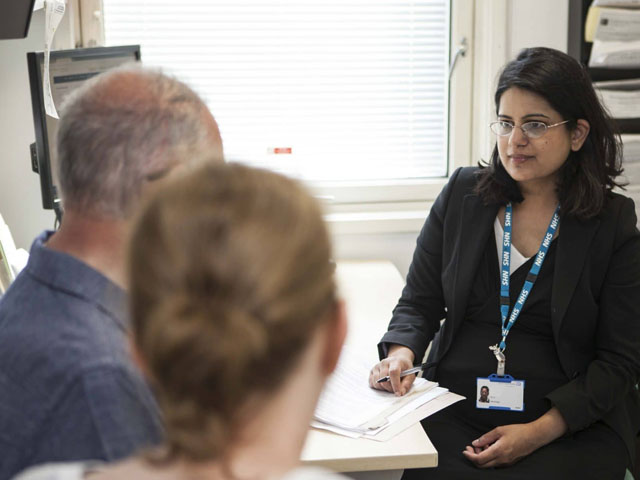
top-left (344, 470), bottom-right (403, 480)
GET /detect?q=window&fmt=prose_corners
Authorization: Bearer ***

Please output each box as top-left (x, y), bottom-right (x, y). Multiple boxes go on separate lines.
top-left (101, 0), bottom-right (472, 208)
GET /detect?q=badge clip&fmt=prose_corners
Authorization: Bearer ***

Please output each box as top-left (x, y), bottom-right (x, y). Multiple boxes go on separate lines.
top-left (489, 344), bottom-right (506, 377)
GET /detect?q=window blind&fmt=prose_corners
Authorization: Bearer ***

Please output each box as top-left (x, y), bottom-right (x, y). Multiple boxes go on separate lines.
top-left (103, 0), bottom-right (450, 182)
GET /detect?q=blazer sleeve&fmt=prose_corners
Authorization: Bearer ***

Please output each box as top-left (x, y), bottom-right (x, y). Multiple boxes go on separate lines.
top-left (377, 167), bottom-right (463, 361)
top-left (546, 197), bottom-right (640, 433)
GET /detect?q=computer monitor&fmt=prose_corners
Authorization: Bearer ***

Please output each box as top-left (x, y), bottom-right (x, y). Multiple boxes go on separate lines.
top-left (0, 0), bottom-right (36, 39)
top-left (27, 45), bottom-right (141, 212)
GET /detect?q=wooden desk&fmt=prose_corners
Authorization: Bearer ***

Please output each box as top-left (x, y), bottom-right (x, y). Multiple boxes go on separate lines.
top-left (301, 261), bottom-right (437, 479)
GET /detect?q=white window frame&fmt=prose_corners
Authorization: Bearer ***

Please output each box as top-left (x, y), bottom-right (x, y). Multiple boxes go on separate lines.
top-left (78, 0), bottom-right (500, 234)
top-left (326, 0), bottom-right (477, 235)
top-left (314, 0), bottom-right (474, 204)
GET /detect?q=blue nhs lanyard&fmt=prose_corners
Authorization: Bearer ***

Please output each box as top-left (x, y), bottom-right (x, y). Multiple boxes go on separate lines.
top-left (497, 203), bottom-right (560, 352)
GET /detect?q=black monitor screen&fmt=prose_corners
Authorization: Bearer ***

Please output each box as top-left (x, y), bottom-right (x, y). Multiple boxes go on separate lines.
top-left (0, 0), bottom-right (36, 39)
top-left (27, 45), bottom-right (141, 210)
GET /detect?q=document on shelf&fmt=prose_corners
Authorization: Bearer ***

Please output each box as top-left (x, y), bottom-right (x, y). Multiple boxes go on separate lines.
top-left (590, 40), bottom-right (640, 67)
top-left (589, 7), bottom-right (640, 67)
top-left (593, 0), bottom-right (640, 8)
top-left (593, 7), bottom-right (640, 42)
top-left (585, 6), bottom-right (601, 42)
top-left (594, 78), bottom-right (640, 118)
top-left (622, 134), bottom-right (640, 161)
top-left (312, 347), bottom-right (464, 440)
top-left (621, 135), bottom-right (640, 185)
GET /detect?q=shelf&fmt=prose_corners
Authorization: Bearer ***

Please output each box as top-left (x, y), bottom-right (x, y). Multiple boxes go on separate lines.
top-left (613, 118), bottom-right (640, 134)
top-left (589, 68), bottom-right (640, 82)
top-left (569, 1), bottom-right (640, 135)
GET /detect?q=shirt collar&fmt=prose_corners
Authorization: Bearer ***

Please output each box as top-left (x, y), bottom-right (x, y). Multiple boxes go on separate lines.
top-left (25, 231), bottom-right (128, 331)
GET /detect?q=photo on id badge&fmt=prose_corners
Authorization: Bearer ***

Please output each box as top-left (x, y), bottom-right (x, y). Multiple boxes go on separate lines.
top-left (476, 375), bottom-right (525, 411)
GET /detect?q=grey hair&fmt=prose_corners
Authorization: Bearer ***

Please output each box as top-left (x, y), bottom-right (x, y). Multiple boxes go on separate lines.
top-left (56, 65), bottom-right (222, 219)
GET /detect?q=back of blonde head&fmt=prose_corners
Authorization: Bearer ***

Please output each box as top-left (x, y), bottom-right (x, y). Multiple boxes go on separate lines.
top-left (128, 162), bottom-right (336, 462)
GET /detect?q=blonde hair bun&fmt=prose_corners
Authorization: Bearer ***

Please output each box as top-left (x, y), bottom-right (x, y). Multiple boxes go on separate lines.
top-left (128, 161), bottom-right (336, 461)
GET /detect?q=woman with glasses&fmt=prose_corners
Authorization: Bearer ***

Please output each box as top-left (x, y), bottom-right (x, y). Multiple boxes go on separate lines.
top-left (370, 47), bottom-right (640, 479)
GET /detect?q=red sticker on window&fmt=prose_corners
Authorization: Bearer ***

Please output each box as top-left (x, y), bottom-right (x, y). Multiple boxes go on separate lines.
top-left (269, 147), bottom-right (292, 154)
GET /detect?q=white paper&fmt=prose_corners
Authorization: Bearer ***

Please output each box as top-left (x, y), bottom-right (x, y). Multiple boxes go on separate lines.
top-left (363, 391), bottom-right (465, 442)
top-left (593, 0), bottom-right (640, 8)
top-left (383, 386), bottom-right (449, 423)
top-left (589, 7), bottom-right (640, 67)
top-left (594, 79), bottom-right (640, 118)
top-left (594, 8), bottom-right (640, 42)
top-left (34, 0), bottom-right (45, 11)
top-left (309, 421), bottom-right (363, 438)
top-left (312, 386), bottom-right (451, 439)
top-left (590, 40), bottom-right (640, 67)
top-left (621, 135), bottom-right (640, 184)
top-left (598, 89), bottom-right (640, 118)
top-left (43, 0), bottom-right (66, 119)
top-left (622, 134), bottom-right (640, 161)
top-left (313, 347), bottom-right (438, 433)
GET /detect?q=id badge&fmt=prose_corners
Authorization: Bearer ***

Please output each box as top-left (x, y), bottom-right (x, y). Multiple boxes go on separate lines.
top-left (476, 374), bottom-right (524, 411)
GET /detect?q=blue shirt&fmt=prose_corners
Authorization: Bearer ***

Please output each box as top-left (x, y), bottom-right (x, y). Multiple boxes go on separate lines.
top-left (0, 232), bottom-right (163, 479)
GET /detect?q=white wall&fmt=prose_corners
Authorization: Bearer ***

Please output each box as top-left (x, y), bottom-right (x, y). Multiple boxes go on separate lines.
top-left (0, 2), bottom-right (570, 279)
top-left (472, 0), bottom-right (570, 171)
top-left (508, 0), bottom-right (569, 59)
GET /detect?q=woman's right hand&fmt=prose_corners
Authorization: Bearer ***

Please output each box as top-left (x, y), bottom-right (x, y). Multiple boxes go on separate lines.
top-left (368, 344), bottom-right (416, 396)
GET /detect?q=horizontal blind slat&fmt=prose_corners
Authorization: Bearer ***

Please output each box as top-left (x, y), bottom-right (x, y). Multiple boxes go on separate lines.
top-left (104, 1), bottom-right (449, 182)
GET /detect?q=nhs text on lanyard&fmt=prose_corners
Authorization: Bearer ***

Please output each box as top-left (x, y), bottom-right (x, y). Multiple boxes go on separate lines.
top-left (478, 203), bottom-right (559, 412)
top-left (490, 202), bottom-right (560, 375)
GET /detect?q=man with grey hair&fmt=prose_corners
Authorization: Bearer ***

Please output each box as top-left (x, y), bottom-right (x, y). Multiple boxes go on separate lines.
top-left (0, 67), bottom-right (223, 478)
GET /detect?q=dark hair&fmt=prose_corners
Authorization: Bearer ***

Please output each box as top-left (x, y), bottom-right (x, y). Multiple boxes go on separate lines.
top-left (475, 47), bottom-right (623, 220)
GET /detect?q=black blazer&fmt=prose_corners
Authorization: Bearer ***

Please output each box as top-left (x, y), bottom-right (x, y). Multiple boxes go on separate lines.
top-left (379, 167), bottom-right (640, 462)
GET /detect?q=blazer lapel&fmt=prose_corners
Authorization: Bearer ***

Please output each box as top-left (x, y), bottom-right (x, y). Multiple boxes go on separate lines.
top-left (551, 214), bottom-right (600, 340)
top-left (441, 195), bottom-right (498, 353)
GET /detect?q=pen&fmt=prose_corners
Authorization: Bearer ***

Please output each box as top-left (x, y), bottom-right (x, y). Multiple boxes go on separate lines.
top-left (376, 362), bottom-right (437, 383)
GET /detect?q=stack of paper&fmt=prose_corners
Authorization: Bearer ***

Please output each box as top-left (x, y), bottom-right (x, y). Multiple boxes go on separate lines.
top-left (616, 134), bottom-right (640, 226)
top-left (593, 0), bottom-right (640, 7)
top-left (622, 134), bottom-right (640, 159)
top-left (588, 6), bottom-right (640, 67)
top-left (594, 78), bottom-right (640, 118)
top-left (621, 134), bottom-right (640, 184)
top-left (312, 347), bottom-right (464, 441)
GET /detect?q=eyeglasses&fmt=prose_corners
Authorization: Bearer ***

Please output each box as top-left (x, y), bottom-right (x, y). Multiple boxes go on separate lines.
top-left (489, 120), bottom-right (570, 139)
